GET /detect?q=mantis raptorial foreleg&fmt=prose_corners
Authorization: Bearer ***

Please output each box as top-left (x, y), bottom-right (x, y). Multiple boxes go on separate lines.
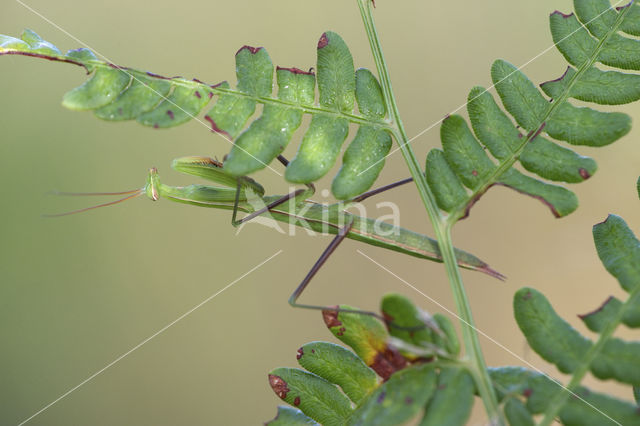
top-left (230, 155), bottom-right (315, 227)
top-left (351, 177), bottom-right (413, 203)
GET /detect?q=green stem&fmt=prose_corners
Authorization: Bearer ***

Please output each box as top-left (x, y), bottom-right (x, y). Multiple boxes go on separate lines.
top-left (356, 1), bottom-right (504, 424)
top-left (539, 288), bottom-right (640, 426)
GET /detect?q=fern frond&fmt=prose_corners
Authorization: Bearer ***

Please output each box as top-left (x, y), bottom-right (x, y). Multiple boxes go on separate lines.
top-left (512, 195), bottom-right (640, 423)
top-left (267, 295), bottom-right (475, 425)
top-left (489, 367), bottom-right (640, 425)
top-left (426, 0), bottom-right (639, 219)
top-left (0, 29), bottom-right (391, 200)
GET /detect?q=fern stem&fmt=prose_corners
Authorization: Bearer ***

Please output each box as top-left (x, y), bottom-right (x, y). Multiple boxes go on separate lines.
top-left (356, 1), bottom-right (504, 423)
top-left (539, 287), bottom-right (640, 426)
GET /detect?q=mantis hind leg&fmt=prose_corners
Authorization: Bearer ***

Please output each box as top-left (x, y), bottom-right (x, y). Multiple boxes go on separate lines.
top-left (288, 217), bottom-right (424, 332)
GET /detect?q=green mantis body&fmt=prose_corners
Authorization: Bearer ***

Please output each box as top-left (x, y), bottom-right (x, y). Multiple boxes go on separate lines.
top-left (139, 156), bottom-right (502, 280)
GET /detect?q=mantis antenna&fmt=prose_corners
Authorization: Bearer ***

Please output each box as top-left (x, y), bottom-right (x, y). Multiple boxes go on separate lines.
top-left (43, 188), bottom-right (145, 217)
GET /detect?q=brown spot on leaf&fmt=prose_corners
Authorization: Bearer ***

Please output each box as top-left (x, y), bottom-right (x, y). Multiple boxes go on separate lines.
top-left (0, 50), bottom-right (91, 73)
top-left (153, 124), bottom-right (159, 129)
top-left (370, 346), bottom-right (408, 380)
top-left (385, 347), bottom-right (408, 370)
top-left (579, 168), bottom-right (591, 180)
top-left (268, 374), bottom-right (290, 399)
top-left (370, 355), bottom-right (394, 380)
top-left (523, 388), bottom-right (532, 398)
top-left (322, 307), bottom-right (342, 328)
top-left (311, 349), bottom-right (315, 354)
top-left (167, 110), bottom-right (174, 120)
top-left (523, 291), bottom-right (532, 300)
top-left (377, 391), bottom-right (386, 403)
top-left (438, 383), bottom-right (447, 390)
top-left (381, 311), bottom-right (395, 324)
top-left (405, 397), bottom-right (413, 405)
top-left (294, 396), bottom-right (301, 406)
top-left (471, 170), bottom-right (478, 177)
top-left (146, 71), bottom-right (171, 80)
top-left (296, 348), bottom-right (304, 360)
top-left (204, 116), bottom-right (231, 139)
top-left (194, 91), bottom-right (201, 99)
top-left (318, 33), bottom-right (329, 49)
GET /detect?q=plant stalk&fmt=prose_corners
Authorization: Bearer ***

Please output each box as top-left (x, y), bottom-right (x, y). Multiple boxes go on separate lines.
top-left (356, 1), bottom-right (503, 423)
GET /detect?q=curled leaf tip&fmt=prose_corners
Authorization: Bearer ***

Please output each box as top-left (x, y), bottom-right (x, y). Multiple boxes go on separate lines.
top-left (541, 67), bottom-right (571, 88)
top-left (236, 45), bottom-right (262, 55)
top-left (551, 10), bottom-right (574, 18)
top-left (616, 2), bottom-right (634, 12)
top-left (276, 66), bottom-right (314, 76)
top-left (577, 296), bottom-right (615, 320)
top-left (594, 214), bottom-right (614, 228)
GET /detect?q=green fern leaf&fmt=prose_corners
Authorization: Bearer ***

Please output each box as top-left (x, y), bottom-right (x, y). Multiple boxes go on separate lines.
top-left (580, 295), bottom-right (640, 332)
top-left (380, 293), bottom-right (435, 350)
top-left (420, 367), bottom-right (474, 426)
top-left (348, 364), bottom-right (437, 426)
top-left (268, 297), bottom-right (473, 425)
top-left (0, 29), bottom-right (391, 201)
top-left (322, 305), bottom-right (407, 380)
top-left (427, 0), bottom-right (640, 220)
top-left (503, 398), bottom-right (535, 426)
top-left (295, 341), bottom-right (378, 405)
top-left (514, 287), bottom-right (640, 385)
top-left (268, 367), bottom-right (353, 426)
top-left (266, 406), bottom-right (318, 425)
top-left (489, 367), bottom-right (640, 425)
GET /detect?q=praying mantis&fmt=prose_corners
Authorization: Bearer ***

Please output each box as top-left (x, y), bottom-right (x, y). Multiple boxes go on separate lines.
top-left (53, 153), bottom-right (503, 324)
top-left (0, 28), bottom-right (502, 325)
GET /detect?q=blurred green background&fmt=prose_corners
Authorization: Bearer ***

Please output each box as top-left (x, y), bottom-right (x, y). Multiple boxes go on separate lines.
top-left (1, 0), bottom-right (638, 424)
